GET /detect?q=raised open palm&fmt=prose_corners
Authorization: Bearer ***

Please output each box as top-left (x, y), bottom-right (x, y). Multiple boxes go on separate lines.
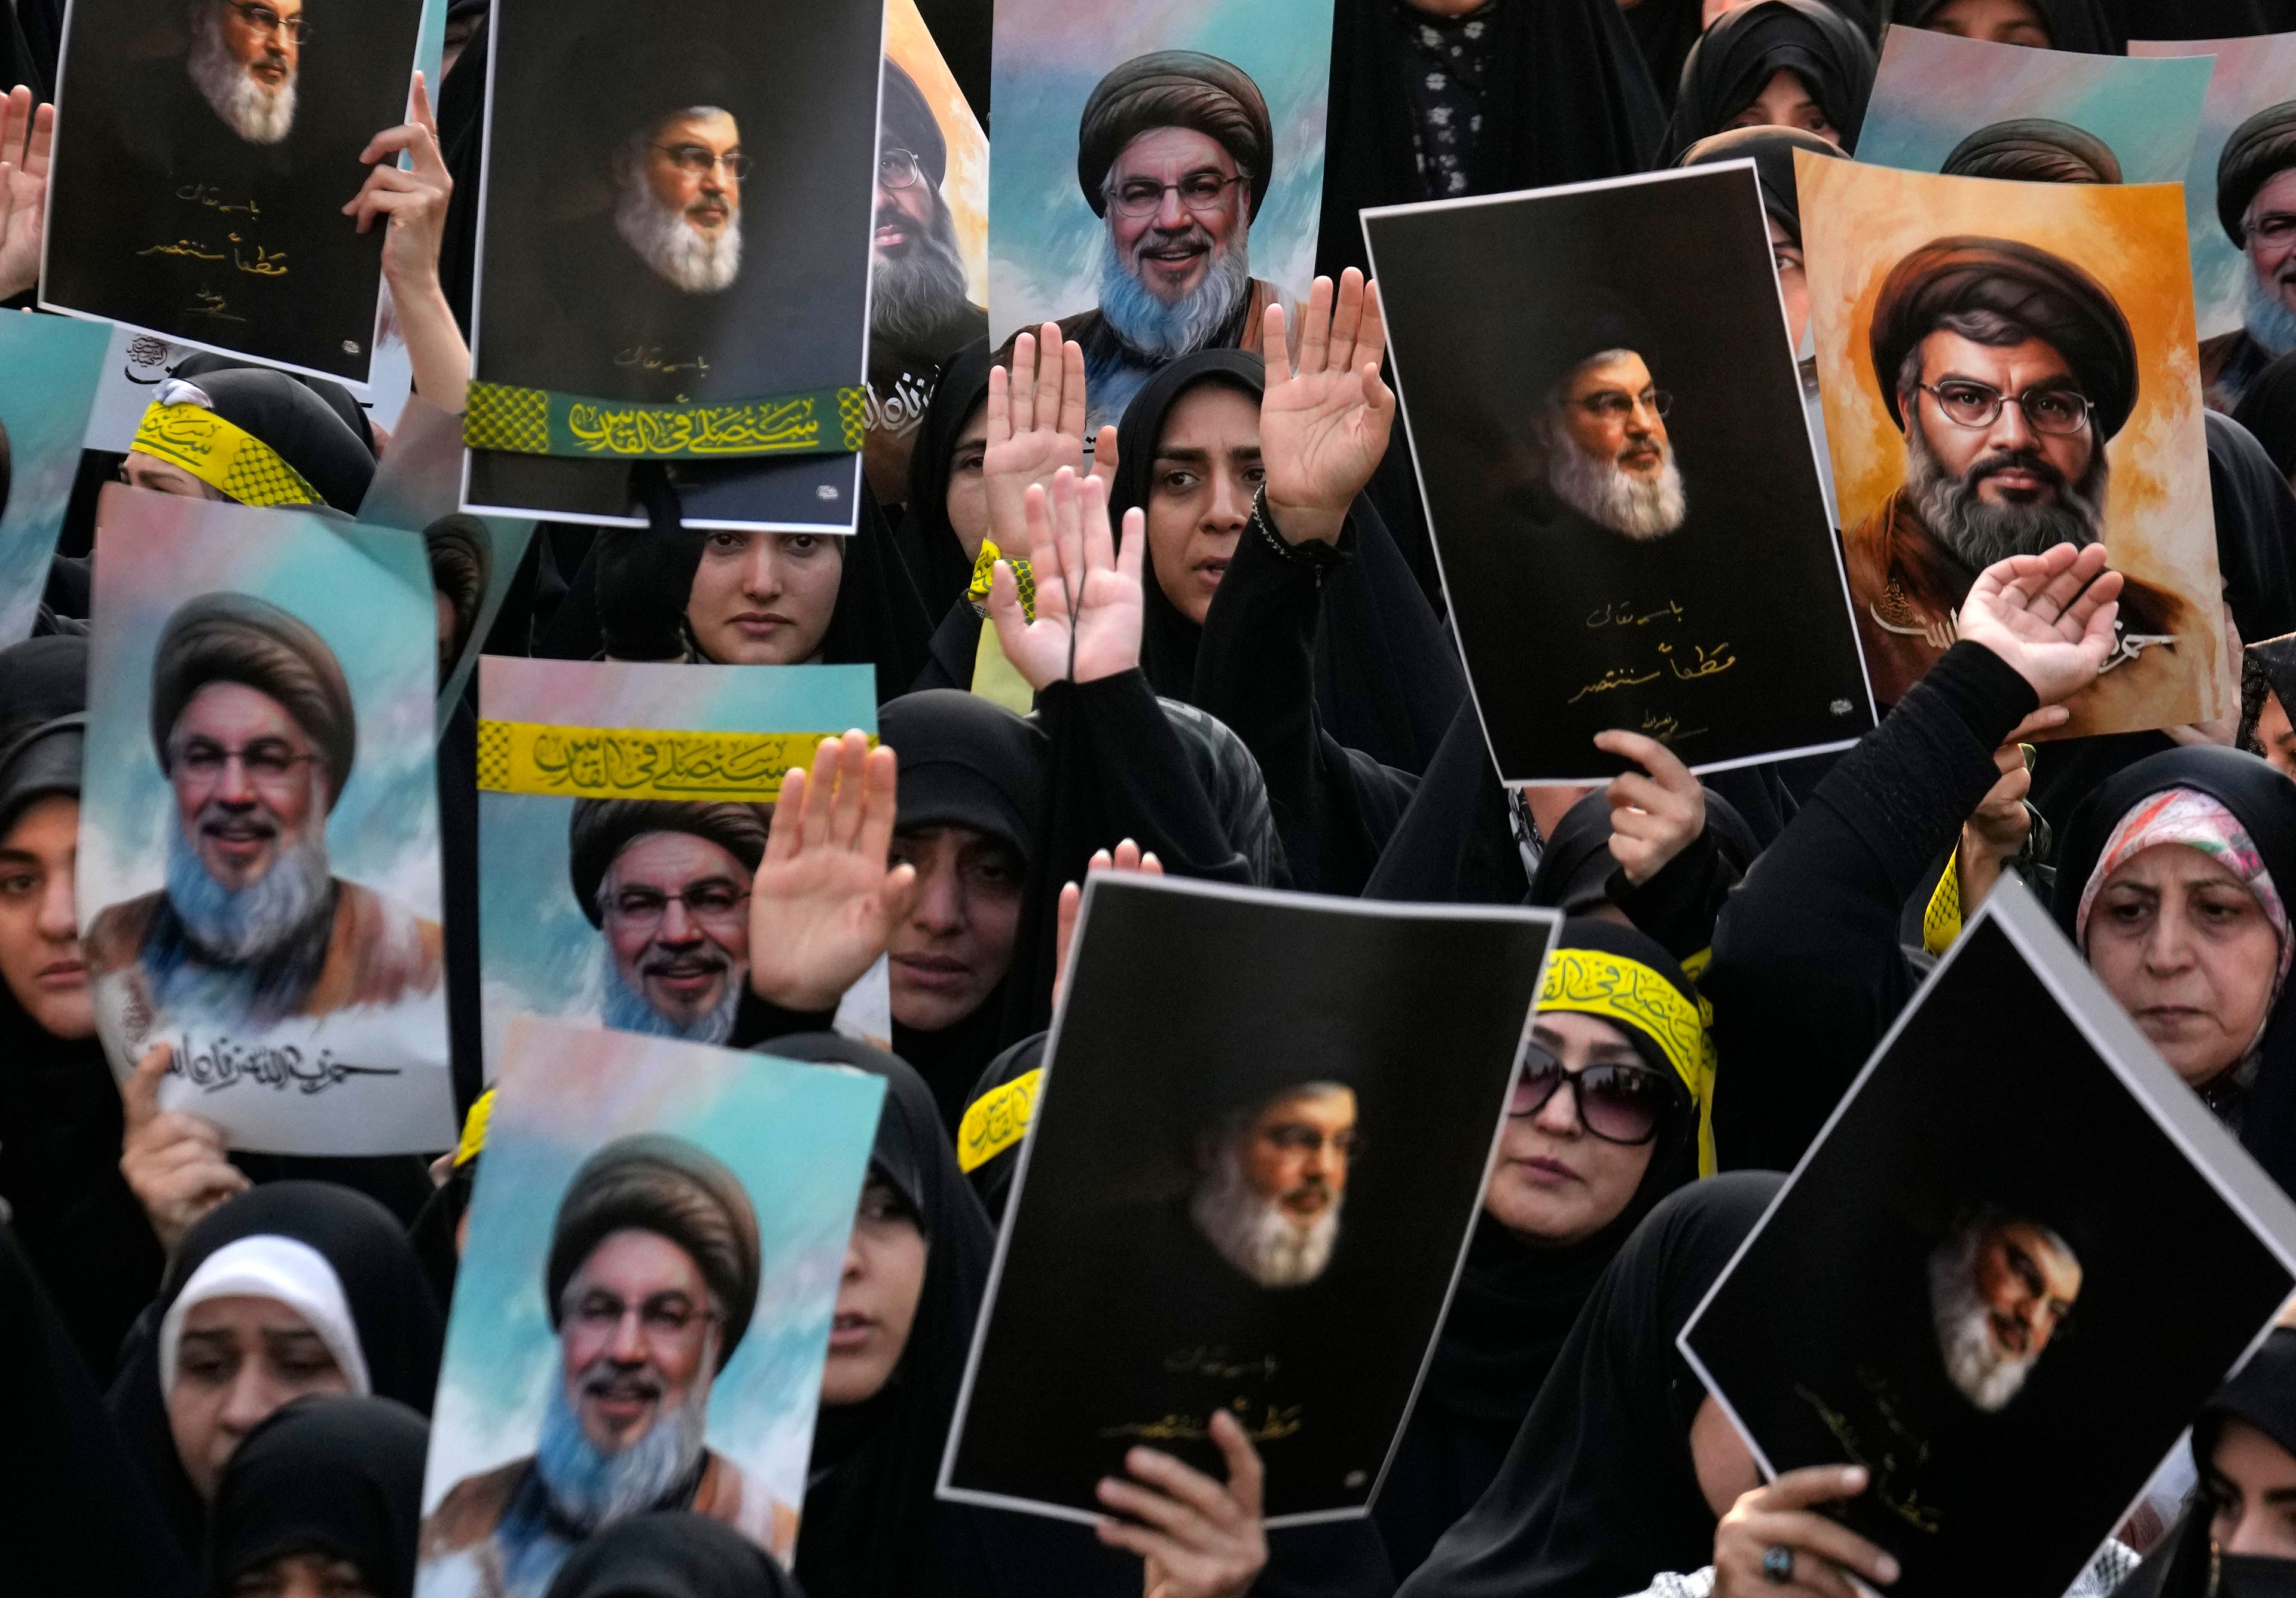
top-left (746, 731), bottom-right (919, 1012)
top-left (984, 326), bottom-right (1118, 551)
top-left (985, 466), bottom-right (1144, 689)
top-left (1259, 268), bottom-right (1394, 546)
top-left (0, 90), bottom-right (53, 301)
top-left (1956, 542), bottom-right (2123, 707)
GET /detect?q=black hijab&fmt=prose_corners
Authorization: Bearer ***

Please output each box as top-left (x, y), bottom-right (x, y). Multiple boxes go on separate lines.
top-left (2212, 411), bottom-right (2296, 649)
top-left (0, 635), bottom-right (164, 1382)
top-left (822, 492), bottom-right (939, 702)
top-left (1675, 123), bottom-right (1846, 244)
top-left (435, 5), bottom-right (489, 337)
top-left (2235, 350), bottom-right (2296, 488)
top-left (0, 1222), bottom-right (196, 1598)
top-left (1663, 0), bottom-right (1877, 162)
top-left (146, 370), bottom-right (377, 514)
top-left (771, 1036), bottom-right (996, 1598)
top-left (544, 1511), bottom-right (807, 1598)
top-left (1397, 1172), bottom-right (1782, 1598)
top-left (898, 340), bottom-right (994, 621)
top-left (1876, 0), bottom-right (2119, 51)
top-left (203, 1395), bottom-right (428, 1598)
top-left (2053, 747), bottom-right (2296, 1196)
top-left (107, 1183), bottom-right (446, 1565)
top-left (1362, 701), bottom-right (1531, 907)
top-left (1318, 0), bottom-right (1663, 283)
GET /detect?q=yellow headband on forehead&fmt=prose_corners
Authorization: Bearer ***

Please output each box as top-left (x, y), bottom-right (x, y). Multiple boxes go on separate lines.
top-left (1538, 945), bottom-right (1718, 1175)
top-left (132, 401), bottom-right (326, 509)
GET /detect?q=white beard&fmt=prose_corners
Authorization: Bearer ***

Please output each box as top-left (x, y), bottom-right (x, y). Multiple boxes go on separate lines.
top-left (615, 176), bottom-right (743, 295)
top-left (599, 948), bottom-right (741, 1045)
top-left (532, 1356), bottom-right (713, 1533)
top-left (1190, 1147), bottom-right (1342, 1289)
top-left (162, 819), bottom-right (332, 964)
top-left (1928, 1227), bottom-right (2038, 1413)
top-left (185, 15), bottom-right (297, 145)
top-left (1546, 431), bottom-right (1689, 540)
top-left (1094, 228), bottom-right (1251, 363)
top-left (2244, 265), bottom-right (2296, 359)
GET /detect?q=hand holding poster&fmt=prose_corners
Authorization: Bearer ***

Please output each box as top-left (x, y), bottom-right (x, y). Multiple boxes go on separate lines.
top-left (1799, 153), bottom-right (2231, 732)
top-left (939, 875), bottom-right (1556, 1524)
top-left (416, 1013), bottom-right (885, 1596)
top-left (1364, 164), bottom-right (1874, 784)
top-left (0, 312), bottom-right (109, 646)
top-left (81, 485), bottom-right (452, 1154)
top-left (1679, 878), bottom-right (2296, 1594)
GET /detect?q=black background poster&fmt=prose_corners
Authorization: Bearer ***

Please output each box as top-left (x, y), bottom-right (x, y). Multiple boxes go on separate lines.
top-left (941, 878), bottom-right (1556, 1524)
top-left (1681, 882), bottom-right (2296, 1595)
top-left (43, 0), bottom-right (420, 380)
top-left (1364, 166), bottom-right (1873, 784)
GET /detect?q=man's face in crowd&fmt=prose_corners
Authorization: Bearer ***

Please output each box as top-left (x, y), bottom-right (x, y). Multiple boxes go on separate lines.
top-left (1918, 0), bottom-right (2053, 47)
top-left (1910, 331), bottom-right (2094, 511)
top-left (1724, 68), bottom-right (1839, 146)
top-left (686, 530), bottom-right (842, 667)
top-left (645, 110), bottom-right (742, 245)
top-left (558, 1229), bottom-right (719, 1457)
top-left (167, 1294), bottom-right (350, 1500)
top-left (2086, 842), bottom-right (2282, 1090)
top-left (874, 146), bottom-right (935, 261)
top-left (886, 824), bottom-right (1024, 1032)
top-left (1559, 352), bottom-right (1669, 484)
top-left (2245, 170), bottom-right (2296, 319)
top-left (1929, 1210), bottom-right (2080, 1412)
top-left (218, 0), bottom-right (300, 85)
top-left (602, 831), bottom-right (752, 1031)
top-left (1238, 1084), bottom-right (1357, 1226)
top-left (1106, 127), bottom-right (1245, 307)
top-left (1147, 381), bottom-right (1263, 626)
top-left (0, 794), bottom-right (94, 1040)
top-left (167, 682), bottom-right (325, 895)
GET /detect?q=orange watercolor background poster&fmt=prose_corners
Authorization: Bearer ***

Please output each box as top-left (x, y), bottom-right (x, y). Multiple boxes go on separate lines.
top-left (1799, 154), bottom-right (2231, 736)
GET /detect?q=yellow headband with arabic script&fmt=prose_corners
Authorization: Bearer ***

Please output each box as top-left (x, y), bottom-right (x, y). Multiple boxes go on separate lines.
top-left (1538, 945), bottom-right (1717, 1175)
top-left (132, 401), bottom-right (326, 509)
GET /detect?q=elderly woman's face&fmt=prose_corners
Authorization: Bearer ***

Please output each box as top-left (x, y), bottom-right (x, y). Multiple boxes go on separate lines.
top-left (2086, 842), bottom-right (2282, 1089)
top-left (168, 1294), bottom-right (351, 1500)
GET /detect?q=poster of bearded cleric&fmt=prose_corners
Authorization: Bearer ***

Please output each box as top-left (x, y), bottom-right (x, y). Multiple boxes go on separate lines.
top-left (40, 0), bottom-right (423, 382)
top-left (986, 0), bottom-right (1334, 432)
top-left (941, 876), bottom-right (1556, 1524)
top-left (459, 0), bottom-right (883, 532)
top-left (1680, 879), bottom-right (2296, 1596)
top-left (77, 486), bottom-right (452, 1154)
top-left (474, 657), bottom-right (878, 1078)
top-left (1800, 154), bottom-right (2232, 734)
top-left (1363, 166), bottom-right (1873, 785)
top-left (416, 1013), bottom-right (884, 1596)
top-left (2129, 35), bottom-right (2296, 413)
top-left (1854, 28), bottom-right (2209, 187)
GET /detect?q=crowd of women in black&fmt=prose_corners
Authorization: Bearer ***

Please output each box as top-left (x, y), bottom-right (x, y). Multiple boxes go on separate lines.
top-left (13, 0), bottom-right (2296, 1593)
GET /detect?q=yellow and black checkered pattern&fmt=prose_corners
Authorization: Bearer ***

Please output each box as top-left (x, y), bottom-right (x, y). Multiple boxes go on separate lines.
top-left (219, 442), bottom-right (323, 508)
top-left (966, 539), bottom-right (1036, 622)
top-left (475, 719), bottom-right (512, 789)
top-left (465, 383), bottom-right (551, 454)
top-left (836, 385), bottom-right (868, 452)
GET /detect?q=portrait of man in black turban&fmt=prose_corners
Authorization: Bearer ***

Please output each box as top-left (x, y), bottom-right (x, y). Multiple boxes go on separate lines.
top-left (1939, 119), bottom-right (2122, 187)
top-left (85, 592), bottom-right (444, 1031)
top-left (566, 799), bottom-right (770, 1048)
top-left (1842, 235), bottom-right (2188, 708)
top-left (419, 1133), bottom-right (798, 1592)
top-left (2201, 100), bottom-right (2296, 413)
top-left (1051, 50), bottom-right (1285, 431)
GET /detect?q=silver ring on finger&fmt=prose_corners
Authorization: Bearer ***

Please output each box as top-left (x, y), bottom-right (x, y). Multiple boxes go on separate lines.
top-left (1763, 1545), bottom-right (1796, 1585)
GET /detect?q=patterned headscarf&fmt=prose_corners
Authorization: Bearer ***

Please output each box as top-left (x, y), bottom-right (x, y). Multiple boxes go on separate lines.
top-left (2075, 787), bottom-right (2295, 1003)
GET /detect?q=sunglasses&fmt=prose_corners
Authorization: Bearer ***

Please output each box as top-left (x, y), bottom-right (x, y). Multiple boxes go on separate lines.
top-left (1508, 1041), bottom-right (1674, 1145)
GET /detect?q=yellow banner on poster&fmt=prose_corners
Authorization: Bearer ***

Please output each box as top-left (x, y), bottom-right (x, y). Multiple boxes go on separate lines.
top-left (477, 720), bottom-right (858, 801)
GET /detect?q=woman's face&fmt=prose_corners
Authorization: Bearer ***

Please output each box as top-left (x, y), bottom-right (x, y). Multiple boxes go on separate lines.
top-left (686, 530), bottom-right (844, 664)
top-left (1146, 381), bottom-right (1263, 627)
top-left (1483, 1012), bottom-right (1660, 1250)
top-left (0, 794), bottom-right (95, 1040)
top-left (2209, 1417), bottom-right (2296, 1556)
top-left (821, 1177), bottom-right (929, 1407)
top-left (123, 451), bottom-right (225, 500)
top-left (167, 1295), bottom-right (352, 1499)
top-left (1768, 215), bottom-right (1809, 354)
top-left (1724, 69), bottom-right (1839, 146)
top-left (944, 401), bottom-right (991, 563)
top-left (1918, 0), bottom-right (2051, 47)
top-left (231, 1552), bottom-right (376, 1598)
top-left (2084, 842), bottom-right (2282, 1090)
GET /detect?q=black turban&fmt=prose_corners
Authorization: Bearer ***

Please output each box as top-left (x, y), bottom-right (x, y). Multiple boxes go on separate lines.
top-left (566, 799), bottom-right (770, 927)
top-left (169, 367), bottom-right (378, 515)
top-left (1941, 118), bottom-right (2121, 185)
top-left (881, 59), bottom-right (947, 191)
top-left (2218, 99), bottom-right (2296, 248)
top-left (149, 592), bottom-right (356, 802)
top-left (1868, 235), bottom-right (2138, 440)
top-left (1076, 50), bottom-right (1272, 222)
top-left (1675, 123), bottom-right (1844, 246)
top-left (545, 1134), bottom-right (762, 1370)
top-left (421, 514), bottom-right (492, 663)
top-left (597, 32), bottom-right (750, 164)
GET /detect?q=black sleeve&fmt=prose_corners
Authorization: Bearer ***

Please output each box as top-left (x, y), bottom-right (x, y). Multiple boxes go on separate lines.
top-left (1190, 500), bottom-right (1417, 895)
top-left (1610, 829), bottom-right (1742, 968)
top-left (1703, 643), bottom-right (2038, 1171)
top-left (730, 991), bottom-right (840, 1050)
top-left (1047, 669), bottom-right (1256, 885)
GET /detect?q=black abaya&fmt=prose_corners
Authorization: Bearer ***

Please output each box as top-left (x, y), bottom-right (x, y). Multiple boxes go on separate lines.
top-left (897, 340), bottom-right (994, 619)
top-left (1395, 1174), bottom-right (1785, 1598)
top-left (544, 1513), bottom-right (808, 1598)
top-left (203, 1395), bottom-right (429, 1598)
top-left (2234, 352), bottom-right (2296, 487)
